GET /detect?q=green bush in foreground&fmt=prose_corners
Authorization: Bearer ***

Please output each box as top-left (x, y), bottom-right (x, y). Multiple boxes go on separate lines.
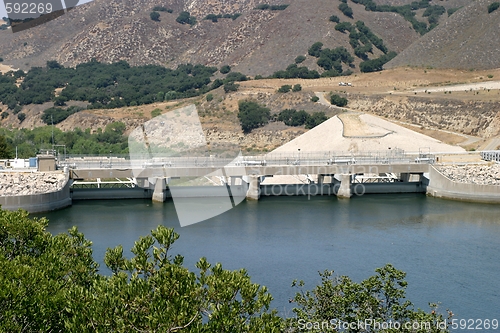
top-left (0, 208), bottom-right (450, 332)
top-left (0, 209), bottom-right (282, 332)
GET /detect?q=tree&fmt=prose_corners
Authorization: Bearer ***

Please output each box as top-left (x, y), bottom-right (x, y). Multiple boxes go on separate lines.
top-left (290, 264), bottom-right (450, 332)
top-left (305, 112), bottom-right (327, 129)
top-left (278, 84), bottom-right (292, 93)
top-left (308, 42), bottom-right (324, 57)
top-left (223, 82), bottom-right (239, 93)
top-left (0, 134), bottom-right (12, 158)
top-left (53, 96), bottom-right (67, 106)
top-left (17, 112), bottom-right (26, 123)
top-left (176, 11), bottom-right (197, 25)
top-left (329, 15), bottom-right (340, 22)
top-left (292, 84), bottom-right (302, 92)
top-left (237, 100), bottom-right (271, 133)
top-left (295, 55), bottom-right (306, 64)
top-left (46, 60), bottom-right (62, 69)
top-left (330, 94), bottom-right (348, 107)
top-left (339, 3), bottom-right (353, 18)
top-left (150, 11), bottom-right (160, 21)
top-left (488, 2), bottom-right (499, 13)
top-left (311, 96), bottom-right (319, 102)
top-left (220, 65), bottom-right (231, 74)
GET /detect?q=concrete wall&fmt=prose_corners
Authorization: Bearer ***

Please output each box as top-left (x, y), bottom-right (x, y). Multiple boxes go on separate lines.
top-left (72, 188), bottom-right (152, 200)
top-left (426, 166), bottom-right (500, 204)
top-left (360, 182), bottom-right (425, 194)
top-left (0, 176), bottom-right (72, 213)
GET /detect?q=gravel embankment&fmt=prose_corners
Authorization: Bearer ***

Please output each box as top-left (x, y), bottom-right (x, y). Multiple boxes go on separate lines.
top-left (438, 164), bottom-right (500, 186)
top-left (0, 172), bottom-right (67, 196)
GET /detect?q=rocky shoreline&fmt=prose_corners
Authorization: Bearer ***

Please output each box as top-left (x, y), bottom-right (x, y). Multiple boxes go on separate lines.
top-left (437, 163), bottom-right (500, 186)
top-left (0, 172), bottom-right (67, 196)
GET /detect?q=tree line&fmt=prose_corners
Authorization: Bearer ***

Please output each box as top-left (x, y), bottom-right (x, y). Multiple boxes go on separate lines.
top-left (0, 60), bottom-right (221, 112)
top-left (237, 100), bottom-right (329, 133)
top-left (0, 122), bottom-right (129, 158)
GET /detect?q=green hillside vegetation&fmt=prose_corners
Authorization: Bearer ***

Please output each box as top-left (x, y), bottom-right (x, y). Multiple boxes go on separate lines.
top-left (0, 208), bottom-right (451, 332)
top-left (0, 60), bottom-right (219, 111)
top-left (351, 0), bottom-right (445, 35)
top-left (152, 6), bottom-right (173, 13)
top-left (254, 4), bottom-right (289, 10)
top-left (277, 109), bottom-right (328, 129)
top-left (41, 106), bottom-right (85, 125)
top-left (176, 11), bottom-right (197, 25)
top-left (204, 13), bottom-right (241, 22)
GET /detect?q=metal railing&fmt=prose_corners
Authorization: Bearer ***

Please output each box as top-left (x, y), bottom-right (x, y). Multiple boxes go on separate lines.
top-left (59, 150), bottom-right (436, 169)
top-left (481, 151), bottom-right (500, 163)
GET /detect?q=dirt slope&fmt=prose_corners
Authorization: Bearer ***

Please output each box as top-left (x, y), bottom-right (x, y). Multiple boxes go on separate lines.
top-left (387, 0), bottom-right (500, 70)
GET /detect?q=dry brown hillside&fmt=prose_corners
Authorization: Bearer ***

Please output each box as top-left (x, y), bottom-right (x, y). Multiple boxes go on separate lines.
top-left (0, 0), bottom-right (421, 75)
top-left (387, 0), bottom-right (500, 70)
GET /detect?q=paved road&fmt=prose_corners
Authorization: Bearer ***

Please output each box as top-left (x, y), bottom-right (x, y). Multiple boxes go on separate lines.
top-left (482, 138), bottom-right (500, 150)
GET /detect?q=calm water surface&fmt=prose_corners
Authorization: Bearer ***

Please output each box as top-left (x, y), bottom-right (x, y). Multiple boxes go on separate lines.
top-left (37, 194), bottom-right (500, 320)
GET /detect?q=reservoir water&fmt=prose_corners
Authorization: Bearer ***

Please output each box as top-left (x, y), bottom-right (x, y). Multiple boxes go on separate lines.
top-left (37, 194), bottom-right (500, 321)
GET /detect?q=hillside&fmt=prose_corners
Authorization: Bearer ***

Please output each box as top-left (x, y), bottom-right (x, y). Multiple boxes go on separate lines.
top-left (387, 0), bottom-right (500, 70)
top-left (0, 0), bottom-right (421, 75)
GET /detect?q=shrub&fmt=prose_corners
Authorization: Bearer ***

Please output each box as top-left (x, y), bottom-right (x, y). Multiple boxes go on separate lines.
top-left (17, 112), bottom-right (26, 123)
top-left (292, 84), bottom-right (302, 92)
top-left (255, 4), bottom-right (289, 10)
top-left (151, 108), bottom-right (162, 118)
top-left (237, 100), bottom-right (270, 132)
top-left (223, 82), bottom-right (239, 93)
top-left (176, 11), bottom-right (196, 25)
top-left (206, 93), bottom-right (214, 101)
top-left (329, 15), bottom-right (340, 23)
top-left (311, 96), bottom-right (319, 102)
top-left (224, 71), bottom-right (247, 82)
top-left (338, 3), bottom-right (353, 18)
top-left (335, 22), bottom-right (353, 33)
top-left (488, 2), bottom-right (499, 13)
top-left (12, 105), bottom-right (22, 114)
top-left (295, 55), bottom-right (306, 64)
top-left (1, 111), bottom-right (8, 119)
top-left (308, 42), bottom-right (323, 57)
top-left (330, 94), bottom-right (348, 107)
top-left (150, 11), bottom-right (160, 21)
top-left (54, 96), bottom-right (67, 106)
top-left (220, 65), bottom-right (231, 74)
top-left (152, 6), bottom-right (169, 12)
top-left (205, 14), bottom-right (219, 22)
top-left (487, 74), bottom-right (494, 79)
top-left (305, 112), bottom-right (327, 129)
top-left (0, 57), bottom-right (3, 62)
top-left (447, 7), bottom-right (460, 16)
top-left (278, 85), bottom-right (292, 93)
